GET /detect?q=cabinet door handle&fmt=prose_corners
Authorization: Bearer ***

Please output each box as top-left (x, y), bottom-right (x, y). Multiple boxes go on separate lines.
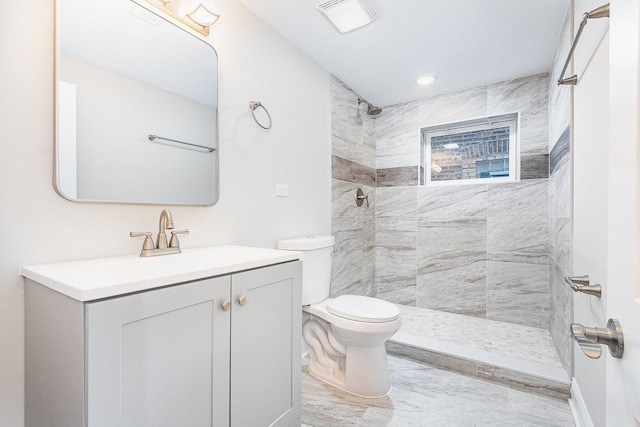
top-left (221, 300), bottom-right (230, 311)
top-left (238, 295), bottom-right (247, 306)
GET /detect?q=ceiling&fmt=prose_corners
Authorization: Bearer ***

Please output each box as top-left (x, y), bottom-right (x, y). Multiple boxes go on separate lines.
top-left (234, 0), bottom-right (570, 107)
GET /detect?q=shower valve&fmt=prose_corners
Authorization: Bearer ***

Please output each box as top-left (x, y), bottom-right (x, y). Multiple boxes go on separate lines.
top-left (571, 318), bottom-right (624, 359)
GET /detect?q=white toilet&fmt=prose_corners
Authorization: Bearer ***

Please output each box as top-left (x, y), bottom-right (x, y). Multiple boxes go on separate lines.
top-left (277, 235), bottom-right (401, 398)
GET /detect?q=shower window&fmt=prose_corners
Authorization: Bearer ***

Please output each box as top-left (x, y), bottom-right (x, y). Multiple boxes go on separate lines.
top-left (420, 113), bottom-right (519, 185)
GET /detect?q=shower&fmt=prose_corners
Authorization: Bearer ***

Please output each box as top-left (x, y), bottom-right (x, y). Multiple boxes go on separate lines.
top-left (358, 97), bottom-right (382, 116)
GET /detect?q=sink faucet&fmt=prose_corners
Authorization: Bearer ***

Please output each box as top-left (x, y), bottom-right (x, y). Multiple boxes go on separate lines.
top-left (130, 209), bottom-right (189, 257)
top-left (156, 209), bottom-right (175, 249)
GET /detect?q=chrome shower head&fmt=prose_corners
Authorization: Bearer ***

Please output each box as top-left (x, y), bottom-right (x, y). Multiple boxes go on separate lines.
top-left (357, 98), bottom-right (382, 116)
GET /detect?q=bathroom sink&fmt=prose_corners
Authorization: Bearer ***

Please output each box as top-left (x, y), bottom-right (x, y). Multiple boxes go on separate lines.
top-left (21, 245), bottom-right (301, 301)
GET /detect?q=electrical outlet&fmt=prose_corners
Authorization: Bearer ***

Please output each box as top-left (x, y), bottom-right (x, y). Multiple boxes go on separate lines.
top-left (276, 184), bottom-right (289, 197)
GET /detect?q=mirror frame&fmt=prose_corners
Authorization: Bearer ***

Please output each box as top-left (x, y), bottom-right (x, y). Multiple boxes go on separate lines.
top-left (53, 0), bottom-right (219, 206)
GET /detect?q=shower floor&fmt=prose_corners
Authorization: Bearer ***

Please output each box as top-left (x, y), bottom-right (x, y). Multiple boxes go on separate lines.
top-left (387, 304), bottom-right (571, 400)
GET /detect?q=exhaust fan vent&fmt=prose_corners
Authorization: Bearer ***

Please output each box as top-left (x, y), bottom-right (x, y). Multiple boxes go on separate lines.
top-left (316, 0), bottom-right (379, 34)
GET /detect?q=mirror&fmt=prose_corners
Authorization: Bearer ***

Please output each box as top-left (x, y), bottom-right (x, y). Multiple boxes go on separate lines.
top-left (55, 0), bottom-right (219, 205)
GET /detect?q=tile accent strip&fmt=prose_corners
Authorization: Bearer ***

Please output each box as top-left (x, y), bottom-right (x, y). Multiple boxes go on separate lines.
top-left (520, 154), bottom-right (549, 179)
top-left (550, 126), bottom-right (570, 176)
top-left (377, 166), bottom-right (419, 187)
top-left (332, 155), bottom-right (376, 186)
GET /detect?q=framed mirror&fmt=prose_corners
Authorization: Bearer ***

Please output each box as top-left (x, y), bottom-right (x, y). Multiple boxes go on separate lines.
top-left (55, 0), bottom-right (219, 205)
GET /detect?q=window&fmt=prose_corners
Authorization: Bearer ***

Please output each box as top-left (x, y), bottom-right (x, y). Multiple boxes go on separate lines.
top-left (421, 113), bottom-right (519, 185)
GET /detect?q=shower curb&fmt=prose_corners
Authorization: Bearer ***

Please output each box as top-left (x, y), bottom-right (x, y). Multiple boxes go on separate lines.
top-left (387, 332), bottom-right (571, 401)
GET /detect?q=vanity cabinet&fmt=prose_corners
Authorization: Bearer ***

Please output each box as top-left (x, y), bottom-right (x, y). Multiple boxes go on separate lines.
top-left (25, 260), bottom-right (301, 427)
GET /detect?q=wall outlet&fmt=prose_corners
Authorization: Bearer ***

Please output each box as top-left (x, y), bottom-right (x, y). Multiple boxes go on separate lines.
top-left (276, 184), bottom-right (289, 197)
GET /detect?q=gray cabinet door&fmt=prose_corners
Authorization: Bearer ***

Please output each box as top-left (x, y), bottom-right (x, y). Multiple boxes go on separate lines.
top-left (230, 261), bottom-right (301, 427)
top-left (85, 276), bottom-right (231, 427)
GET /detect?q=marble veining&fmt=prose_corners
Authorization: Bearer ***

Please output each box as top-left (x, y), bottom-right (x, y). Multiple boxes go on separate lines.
top-left (418, 86), bottom-right (488, 127)
top-left (418, 185), bottom-right (488, 219)
top-left (301, 354), bottom-right (574, 427)
top-left (487, 73), bottom-right (549, 155)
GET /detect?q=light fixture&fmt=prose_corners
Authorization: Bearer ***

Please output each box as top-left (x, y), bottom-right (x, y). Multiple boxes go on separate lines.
top-left (140, 0), bottom-right (219, 36)
top-left (416, 74), bottom-right (437, 86)
top-left (443, 143), bottom-right (459, 149)
top-left (316, 0), bottom-right (379, 34)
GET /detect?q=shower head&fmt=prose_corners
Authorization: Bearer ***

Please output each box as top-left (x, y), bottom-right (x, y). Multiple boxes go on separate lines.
top-left (358, 98), bottom-right (382, 116)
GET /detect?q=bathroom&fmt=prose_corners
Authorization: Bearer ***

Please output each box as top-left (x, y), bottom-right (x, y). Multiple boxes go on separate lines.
top-left (2, 0), bottom-right (640, 426)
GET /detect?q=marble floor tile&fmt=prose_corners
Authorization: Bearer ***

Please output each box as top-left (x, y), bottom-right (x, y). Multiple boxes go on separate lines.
top-left (301, 355), bottom-right (574, 427)
top-left (393, 305), bottom-right (562, 367)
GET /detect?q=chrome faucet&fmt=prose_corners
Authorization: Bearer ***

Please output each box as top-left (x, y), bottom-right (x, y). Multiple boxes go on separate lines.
top-left (130, 209), bottom-right (189, 257)
top-left (156, 209), bottom-right (175, 249)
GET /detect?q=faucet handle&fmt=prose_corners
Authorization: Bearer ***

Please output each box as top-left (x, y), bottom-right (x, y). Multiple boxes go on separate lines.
top-left (130, 232), bottom-right (155, 251)
top-left (169, 229), bottom-right (189, 248)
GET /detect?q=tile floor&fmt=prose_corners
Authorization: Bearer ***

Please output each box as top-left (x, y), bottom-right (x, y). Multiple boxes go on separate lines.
top-left (301, 355), bottom-right (575, 427)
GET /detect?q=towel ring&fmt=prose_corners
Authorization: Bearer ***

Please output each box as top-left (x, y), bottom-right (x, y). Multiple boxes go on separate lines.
top-left (249, 101), bottom-right (272, 130)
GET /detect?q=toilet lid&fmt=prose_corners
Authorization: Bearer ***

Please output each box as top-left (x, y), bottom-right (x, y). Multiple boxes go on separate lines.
top-left (327, 295), bottom-right (400, 323)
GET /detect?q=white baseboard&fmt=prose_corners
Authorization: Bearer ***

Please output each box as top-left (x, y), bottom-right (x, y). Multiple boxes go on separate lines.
top-left (569, 378), bottom-right (595, 427)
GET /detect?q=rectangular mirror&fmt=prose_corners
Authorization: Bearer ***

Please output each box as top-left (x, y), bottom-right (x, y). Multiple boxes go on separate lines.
top-left (55, 0), bottom-right (219, 205)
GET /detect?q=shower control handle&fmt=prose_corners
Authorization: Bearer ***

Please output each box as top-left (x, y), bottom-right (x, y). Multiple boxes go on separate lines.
top-left (238, 295), bottom-right (247, 306)
top-left (571, 319), bottom-right (624, 359)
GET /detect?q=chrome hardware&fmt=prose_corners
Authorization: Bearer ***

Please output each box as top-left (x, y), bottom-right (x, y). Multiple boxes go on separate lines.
top-left (571, 319), bottom-right (624, 359)
top-left (148, 134), bottom-right (215, 153)
top-left (156, 209), bottom-right (174, 249)
top-left (221, 300), bottom-right (230, 311)
top-left (356, 188), bottom-right (369, 207)
top-left (249, 101), bottom-right (272, 130)
top-left (131, 209), bottom-right (187, 257)
top-left (169, 229), bottom-right (190, 248)
top-left (238, 295), bottom-right (247, 306)
top-left (565, 275), bottom-right (602, 298)
top-left (129, 232), bottom-right (155, 256)
top-left (557, 3), bottom-right (610, 85)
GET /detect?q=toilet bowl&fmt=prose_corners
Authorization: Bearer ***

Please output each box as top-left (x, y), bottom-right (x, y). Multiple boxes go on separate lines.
top-left (277, 236), bottom-right (401, 398)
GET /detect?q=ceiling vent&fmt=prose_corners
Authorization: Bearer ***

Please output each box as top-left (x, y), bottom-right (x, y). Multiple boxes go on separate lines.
top-left (316, 0), bottom-right (379, 34)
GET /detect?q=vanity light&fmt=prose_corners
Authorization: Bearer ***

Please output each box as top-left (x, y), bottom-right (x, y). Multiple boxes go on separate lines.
top-left (416, 74), bottom-right (437, 86)
top-left (141, 0), bottom-right (219, 36)
top-left (185, 3), bottom-right (220, 31)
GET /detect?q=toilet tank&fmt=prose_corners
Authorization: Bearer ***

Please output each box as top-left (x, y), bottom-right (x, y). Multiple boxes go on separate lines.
top-left (277, 236), bottom-right (334, 305)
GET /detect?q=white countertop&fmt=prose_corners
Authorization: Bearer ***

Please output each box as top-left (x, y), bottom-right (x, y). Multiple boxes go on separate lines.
top-left (21, 245), bottom-right (301, 302)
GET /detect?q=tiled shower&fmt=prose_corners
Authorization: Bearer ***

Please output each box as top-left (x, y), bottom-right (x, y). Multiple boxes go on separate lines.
top-left (330, 14), bottom-right (573, 374)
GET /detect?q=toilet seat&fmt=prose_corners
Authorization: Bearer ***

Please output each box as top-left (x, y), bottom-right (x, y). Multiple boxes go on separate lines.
top-left (327, 295), bottom-right (399, 323)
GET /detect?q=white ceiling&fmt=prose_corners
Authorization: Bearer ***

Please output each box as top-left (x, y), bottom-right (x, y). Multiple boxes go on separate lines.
top-left (234, 0), bottom-right (570, 107)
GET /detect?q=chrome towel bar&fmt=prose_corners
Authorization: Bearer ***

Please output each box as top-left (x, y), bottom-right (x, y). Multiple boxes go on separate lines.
top-left (148, 134), bottom-right (216, 153)
top-left (557, 3), bottom-right (610, 85)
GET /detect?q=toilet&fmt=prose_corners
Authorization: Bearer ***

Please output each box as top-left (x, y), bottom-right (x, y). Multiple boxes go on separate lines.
top-left (277, 235), bottom-right (401, 398)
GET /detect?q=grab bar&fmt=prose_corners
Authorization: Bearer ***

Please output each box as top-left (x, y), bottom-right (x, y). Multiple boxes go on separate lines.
top-left (557, 3), bottom-right (610, 85)
top-left (148, 134), bottom-right (216, 153)
top-left (565, 275), bottom-right (602, 298)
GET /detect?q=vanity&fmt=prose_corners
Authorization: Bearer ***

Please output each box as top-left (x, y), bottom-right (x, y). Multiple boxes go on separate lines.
top-left (22, 246), bottom-right (301, 427)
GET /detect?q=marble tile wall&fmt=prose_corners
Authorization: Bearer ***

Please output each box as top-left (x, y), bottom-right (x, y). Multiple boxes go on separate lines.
top-left (330, 58), bottom-right (573, 372)
top-left (374, 73), bottom-right (551, 329)
top-left (330, 77), bottom-right (376, 298)
top-left (547, 8), bottom-right (574, 374)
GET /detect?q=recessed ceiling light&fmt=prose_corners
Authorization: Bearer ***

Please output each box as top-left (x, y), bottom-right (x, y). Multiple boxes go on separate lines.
top-left (316, 0), bottom-right (379, 34)
top-left (416, 74), bottom-right (437, 85)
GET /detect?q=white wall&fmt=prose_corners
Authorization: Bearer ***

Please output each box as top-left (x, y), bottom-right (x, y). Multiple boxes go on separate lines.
top-left (572, 0), bottom-right (610, 425)
top-left (0, 0), bottom-right (331, 424)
